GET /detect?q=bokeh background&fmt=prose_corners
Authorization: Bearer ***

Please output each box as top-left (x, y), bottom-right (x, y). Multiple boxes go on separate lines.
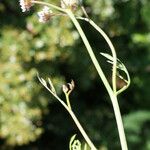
top-left (0, 0), bottom-right (150, 149)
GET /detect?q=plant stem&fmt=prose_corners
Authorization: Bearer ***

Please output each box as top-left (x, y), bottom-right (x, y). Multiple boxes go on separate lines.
top-left (55, 97), bottom-right (97, 150)
top-left (116, 65), bottom-right (131, 95)
top-left (86, 19), bottom-right (117, 94)
top-left (33, 1), bottom-right (65, 12)
top-left (38, 76), bottom-right (97, 150)
top-left (67, 9), bottom-right (128, 150)
top-left (77, 17), bottom-right (117, 94)
top-left (69, 111), bottom-right (97, 150)
top-left (67, 9), bottom-right (113, 95)
top-left (65, 94), bottom-right (72, 110)
top-left (34, 1), bottom-right (128, 149)
top-left (54, 96), bottom-right (97, 150)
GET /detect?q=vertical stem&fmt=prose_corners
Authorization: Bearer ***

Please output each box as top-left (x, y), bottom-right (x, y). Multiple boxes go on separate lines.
top-left (33, 1), bottom-right (128, 149)
top-left (65, 94), bottom-right (72, 110)
top-left (66, 9), bottom-right (113, 95)
top-left (69, 111), bottom-right (97, 150)
top-left (67, 9), bottom-right (128, 150)
top-left (33, 1), bottom-right (65, 12)
top-left (87, 19), bottom-right (117, 94)
top-left (42, 82), bottom-right (97, 150)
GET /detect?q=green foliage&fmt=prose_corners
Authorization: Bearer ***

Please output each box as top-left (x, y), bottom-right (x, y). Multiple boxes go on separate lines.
top-left (124, 111), bottom-right (150, 149)
top-left (100, 52), bottom-right (130, 95)
top-left (0, 0), bottom-right (150, 149)
top-left (69, 135), bottom-right (82, 150)
top-left (69, 135), bottom-right (89, 150)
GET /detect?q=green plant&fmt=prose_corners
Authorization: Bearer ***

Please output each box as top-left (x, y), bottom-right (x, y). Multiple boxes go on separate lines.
top-left (19, 0), bottom-right (131, 149)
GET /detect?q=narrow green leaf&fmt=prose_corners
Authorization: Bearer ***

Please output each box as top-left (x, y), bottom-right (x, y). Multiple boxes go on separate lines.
top-left (100, 52), bottom-right (114, 61)
top-left (69, 134), bottom-right (77, 150)
top-left (48, 78), bottom-right (56, 94)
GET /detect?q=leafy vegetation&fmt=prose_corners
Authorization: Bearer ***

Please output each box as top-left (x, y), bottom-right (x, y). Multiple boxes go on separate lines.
top-left (0, 0), bottom-right (150, 149)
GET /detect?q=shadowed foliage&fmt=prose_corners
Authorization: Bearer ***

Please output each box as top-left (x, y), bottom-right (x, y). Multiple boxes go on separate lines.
top-left (0, 0), bottom-right (150, 149)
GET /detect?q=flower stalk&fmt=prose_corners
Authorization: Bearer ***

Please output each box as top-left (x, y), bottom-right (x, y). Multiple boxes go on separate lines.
top-left (66, 9), bottom-right (128, 150)
top-left (20, 1), bottom-right (129, 150)
top-left (38, 77), bottom-right (97, 150)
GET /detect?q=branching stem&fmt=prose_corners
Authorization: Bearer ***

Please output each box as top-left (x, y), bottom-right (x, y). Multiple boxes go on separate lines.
top-left (41, 81), bottom-right (97, 150)
top-left (66, 9), bottom-right (128, 150)
top-left (77, 17), bottom-right (117, 94)
top-left (34, 1), bottom-right (128, 150)
top-left (33, 1), bottom-right (65, 12)
top-left (65, 94), bottom-right (72, 110)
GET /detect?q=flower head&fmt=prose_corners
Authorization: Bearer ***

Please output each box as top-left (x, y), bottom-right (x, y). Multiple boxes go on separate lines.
top-left (61, 0), bottom-right (78, 10)
top-left (37, 6), bottom-right (53, 23)
top-left (19, 0), bottom-right (34, 12)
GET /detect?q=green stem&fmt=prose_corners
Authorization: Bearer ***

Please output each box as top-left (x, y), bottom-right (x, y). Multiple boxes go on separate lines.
top-left (67, 10), bottom-right (113, 95)
top-left (87, 19), bottom-right (117, 94)
top-left (77, 17), bottom-right (117, 94)
top-left (46, 89), bottom-right (97, 150)
top-left (66, 9), bottom-right (128, 150)
top-left (65, 94), bottom-right (72, 110)
top-left (117, 66), bottom-right (131, 95)
top-left (68, 111), bottom-right (97, 150)
top-left (34, 1), bottom-right (128, 149)
top-left (38, 77), bottom-right (96, 149)
top-left (33, 1), bottom-right (65, 12)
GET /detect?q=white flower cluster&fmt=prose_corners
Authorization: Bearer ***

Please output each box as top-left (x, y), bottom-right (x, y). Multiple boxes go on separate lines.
top-left (37, 6), bottom-right (53, 23)
top-left (19, 0), bottom-right (33, 12)
top-left (61, 0), bottom-right (78, 10)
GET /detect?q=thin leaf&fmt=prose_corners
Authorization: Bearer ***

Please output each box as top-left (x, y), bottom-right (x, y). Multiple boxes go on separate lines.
top-left (72, 140), bottom-right (81, 150)
top-left (84, 143), bottom-right (88, 150)
top-left (69, 134), bottom-right (77, 150)
top-left (116, 72), bottom-right (128, 83)
top-left (41, 78), bottom-right (47, 87)
top-left (48, 78), bottom-right (56, 94)
top-left (37, 74), bottom-right (47, 87)
top-left (69, 134), bottom-right (82, 150)
top-left (100, 52), bottom-right (114, 61)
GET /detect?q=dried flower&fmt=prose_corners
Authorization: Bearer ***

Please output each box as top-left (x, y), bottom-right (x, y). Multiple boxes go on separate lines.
top-left (62, 85), bottom-right (69, 93)
top-left (37, 6), bottom-right (53, 23)
top-left (19, 0), bottom-right (34, 12)
top-left (61, 0), bottom-right (78, 10)
top-left (62, 80), bottom-right (75, 95)
top-left (68, 80), bottom-right (75, 91)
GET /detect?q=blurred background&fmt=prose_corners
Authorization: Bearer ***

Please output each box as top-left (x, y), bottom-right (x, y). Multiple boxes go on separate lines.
top-left (0, 0), bottom-right (150, 149)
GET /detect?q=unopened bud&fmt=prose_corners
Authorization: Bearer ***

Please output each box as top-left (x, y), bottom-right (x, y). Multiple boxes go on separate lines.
top-left (68, 80), bottom-right (75, 91)
top-left (62, 84), bottom-right (69, 93)
top-left (62, 80), bottom-right (75, 95)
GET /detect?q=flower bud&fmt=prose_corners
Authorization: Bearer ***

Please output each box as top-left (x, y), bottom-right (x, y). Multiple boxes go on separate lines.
top-left (62, 84), bottom-right (69, 93)
top-left (62, 80), bottom-right (75, 95)
top-left (68, 80), bottom-right (75, 91)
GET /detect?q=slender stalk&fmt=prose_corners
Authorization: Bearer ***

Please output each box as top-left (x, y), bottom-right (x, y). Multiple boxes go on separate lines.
top-left (116, 66), bottom-right (131, 95)
top-left (34, 1), bottom-right (128, 149)
top-left (66, 9), bottom-right (128, 150)
top-left (66, 10), bottom-right (113, 95)
top-left (69, 111), bottom-right (97, 150)
top-left (65, 94), bottom-right (72, 110)
top-left (50, 93), bottom-right (96, 149)
top-left (55, 96), bottom-right (97, 150)
top-left (86, 19), bottom-right (117, 94)
top-left (33, 1), bottom-right (65, 12)
top-left (56, 98), bottom-right (97, 150)
top-left (38, 76), bottom-right (97, 150)
top-left (77, 17), bottom-right (117, 94)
